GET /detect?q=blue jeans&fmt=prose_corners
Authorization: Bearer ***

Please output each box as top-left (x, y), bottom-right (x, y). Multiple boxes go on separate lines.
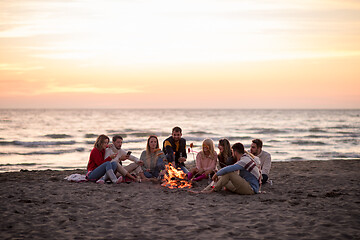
top-left (87, 161), bottom-right (117, 182)
top-left (144, 158), bottom-right (166, 178)
top-left (179, 165), bottom-right (189, 174)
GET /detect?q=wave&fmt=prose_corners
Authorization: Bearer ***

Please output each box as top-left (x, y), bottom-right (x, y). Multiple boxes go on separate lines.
top-left (290, 157), bottom-right (304, 160)
top-left (0, 163), bottom-right (37, 167)
top-left (291, 140), bottom-right (327, 146)
top-left (316, 152), bottom-right (360, 159)
top-left (328, 125), bottom-right (353, 129)
top-left (188, 131), bottom-right (214, 135)
top-left (309, 127), bottom-right (327, 133)
top-left (0, 140), bottom-right (76, 147)
top-left (0, 119), bottom-right (11, 123)
top-left (106, 130), bottom-right (128, 137)
top-left (123, 139), bottom-right (146, 143)
top-left (17, 148), bottom-right (85, 155)
top-left (227, 136), bottom-right (252, 141)
top-left (251, 128), bottom-right (288, 134)
top-left (84, 133), bottom-right (99, 139)
top-left (44, 134), bottom-right (72, 139)
top-left (306, 135), bottom-right (329, 139)
top-left (335, 138), bottom-right (359, 145)
top-left (129, 132), bottom-right (157, 137)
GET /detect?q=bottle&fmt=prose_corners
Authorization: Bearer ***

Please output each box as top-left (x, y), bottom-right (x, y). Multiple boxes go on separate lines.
top-left (208, 173), bottom-right (212, 184)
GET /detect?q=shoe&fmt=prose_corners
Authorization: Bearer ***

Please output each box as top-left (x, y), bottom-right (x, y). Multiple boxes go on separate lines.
top-left (124, 176), bottom-right (132, 183)
top-left (187, 172), bottom-right (193, 180)
top-left (96, 179), bottom-right (105, 184)
top-left (116, 176), bottom-right (123, 184)
top-left (193, 174), bottom-right (206, 181)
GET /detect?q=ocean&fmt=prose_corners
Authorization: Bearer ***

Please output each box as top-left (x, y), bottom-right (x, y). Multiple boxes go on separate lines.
top-left (0, 109), bottom-right (359, 172)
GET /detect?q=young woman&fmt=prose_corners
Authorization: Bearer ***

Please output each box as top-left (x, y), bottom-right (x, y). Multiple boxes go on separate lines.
top-left (86, 134), bottom-right (120, 183)
top-left (188, 138), bottom-right (217, 181)
top-left (139, 135), bottom-right (166, 179)
top-left (218, 138), bottom-right (235, 168)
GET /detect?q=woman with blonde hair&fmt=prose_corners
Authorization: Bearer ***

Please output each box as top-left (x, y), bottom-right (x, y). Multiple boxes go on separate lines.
top-left (86, 134), bottom-right (120, 183)
top-left (140, 135), bottom-right (166, 179)
top-left (188, 138), bottom-right (218, 181)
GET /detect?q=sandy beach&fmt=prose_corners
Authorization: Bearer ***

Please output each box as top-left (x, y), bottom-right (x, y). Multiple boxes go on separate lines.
top-left (0, 160), bottom-right (359, 240)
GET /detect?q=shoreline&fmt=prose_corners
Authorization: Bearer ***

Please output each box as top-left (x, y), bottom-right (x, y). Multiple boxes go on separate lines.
top-left (1, 160), bottom-right (359, 239)
top-left (2, 158), bottom-right (360, 174)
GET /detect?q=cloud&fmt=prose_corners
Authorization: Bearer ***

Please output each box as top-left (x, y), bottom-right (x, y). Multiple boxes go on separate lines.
top-left (0, 63), bottom-right (44, 71)
top-left (43, 85), bottom-right (142, 94)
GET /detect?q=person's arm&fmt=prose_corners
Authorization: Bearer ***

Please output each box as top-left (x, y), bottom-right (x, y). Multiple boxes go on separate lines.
top-left (195, 153), bottom-right (202, 171)
top-left (128, 152), bottom-right (140, 163)
top-left (139, 151), bottom-right (147, 171)
top-left (216, 162), bottom-right (243, 176)
top-left (262, 153), bottom-right (272, 175)
top-left (164, 140), bottom-right (175, 163)
top-left (91, 149), bottom-right (111, 167)
top-left (104, 148), bottom-right (113, 160)
top-left (182, 140), bottom-right (187, 158)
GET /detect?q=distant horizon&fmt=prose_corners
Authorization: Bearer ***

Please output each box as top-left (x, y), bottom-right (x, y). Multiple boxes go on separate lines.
top-left (0, 107), bottom-right (359, 110)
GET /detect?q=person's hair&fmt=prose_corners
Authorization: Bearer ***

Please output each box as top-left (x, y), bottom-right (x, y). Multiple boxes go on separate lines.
top-left (252, 139), bottom-right (263, 149)
top-left (201, 138), bottom-right (217, 158)
top-left (232, 142), bottom-right (245, 155)
top-left (112, 135), bottom-right (123, 143)
top-left (172, 126), bottom-right (182, 133)
top-left (218, 138), bottom-right (232, 163)
top-left (94, 134), bottom-right (109, 150)
top-left (146, 135), bottom-right (159, 154)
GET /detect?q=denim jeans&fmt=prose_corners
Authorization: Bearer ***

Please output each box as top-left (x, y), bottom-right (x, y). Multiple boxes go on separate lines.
top-left (144, 158), bottom-right (166, 178)
top-left (87, 161), bottom-right (117, 182)
top-left (178, 165), bottom-right (189, 174)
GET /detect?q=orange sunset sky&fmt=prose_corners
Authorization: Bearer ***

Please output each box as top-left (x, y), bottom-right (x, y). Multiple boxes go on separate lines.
top-left (0, 0), bottom-right (359, 109)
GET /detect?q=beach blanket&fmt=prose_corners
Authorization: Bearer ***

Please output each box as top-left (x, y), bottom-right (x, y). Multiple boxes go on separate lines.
top-left (64, 174), bottom-right (88, 182)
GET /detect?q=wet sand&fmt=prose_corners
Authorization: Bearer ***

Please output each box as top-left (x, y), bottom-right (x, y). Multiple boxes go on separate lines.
top-left (0, 160), bottom-right (359, 240)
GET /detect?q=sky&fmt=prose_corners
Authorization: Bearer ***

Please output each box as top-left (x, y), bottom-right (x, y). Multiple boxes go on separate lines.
top-left (0, 0), bottom-right (359, 109)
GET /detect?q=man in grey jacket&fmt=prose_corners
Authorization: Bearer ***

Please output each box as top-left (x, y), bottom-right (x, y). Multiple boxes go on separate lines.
top-left (250, 139), bottom-right (271, 184)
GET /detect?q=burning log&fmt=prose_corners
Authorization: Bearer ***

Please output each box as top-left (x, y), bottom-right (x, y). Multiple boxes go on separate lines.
top-left (161, 163), bottom-right (192, 189)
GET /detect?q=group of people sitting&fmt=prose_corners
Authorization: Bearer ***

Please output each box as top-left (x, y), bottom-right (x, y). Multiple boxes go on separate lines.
top-left (86, 126), bottom-right (272, 195)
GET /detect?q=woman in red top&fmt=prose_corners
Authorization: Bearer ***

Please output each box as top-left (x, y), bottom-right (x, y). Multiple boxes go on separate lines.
top-left (86, 134), bottom-right (120, 183)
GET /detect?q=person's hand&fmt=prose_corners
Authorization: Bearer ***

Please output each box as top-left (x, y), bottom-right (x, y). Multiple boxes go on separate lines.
top-left (137, 160), bottom-right (144, 166)
top-left (110, 153), bottom-right (118, 159)
top-left (179, 157), bottom-right (186, 163)
top-left (212, 173), bottom-right (218, 182)
top-left (120, 155), bottom-right (129, 161)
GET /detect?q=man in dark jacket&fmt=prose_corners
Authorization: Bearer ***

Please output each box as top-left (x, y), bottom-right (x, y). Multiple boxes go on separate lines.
top-left (163, 126), bottom-right (188, 173)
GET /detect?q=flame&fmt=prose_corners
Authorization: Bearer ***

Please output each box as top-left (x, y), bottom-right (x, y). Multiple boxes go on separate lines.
top-left (161, 163), bottom-right (192, 189)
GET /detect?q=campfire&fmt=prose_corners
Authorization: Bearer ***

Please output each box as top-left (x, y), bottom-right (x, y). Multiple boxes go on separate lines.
top-left (161, 163), bottom-right (192, 189)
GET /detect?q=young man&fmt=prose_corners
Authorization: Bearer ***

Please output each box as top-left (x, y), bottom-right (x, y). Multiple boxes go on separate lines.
top-left (105, 135), bottom-right (145, 181)
top-left (162, 126), bottom-right (188, 173)
top-left (250, 139), bottom-right (271, 184)
top-left (204, 142), bottom-right (261, 195)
